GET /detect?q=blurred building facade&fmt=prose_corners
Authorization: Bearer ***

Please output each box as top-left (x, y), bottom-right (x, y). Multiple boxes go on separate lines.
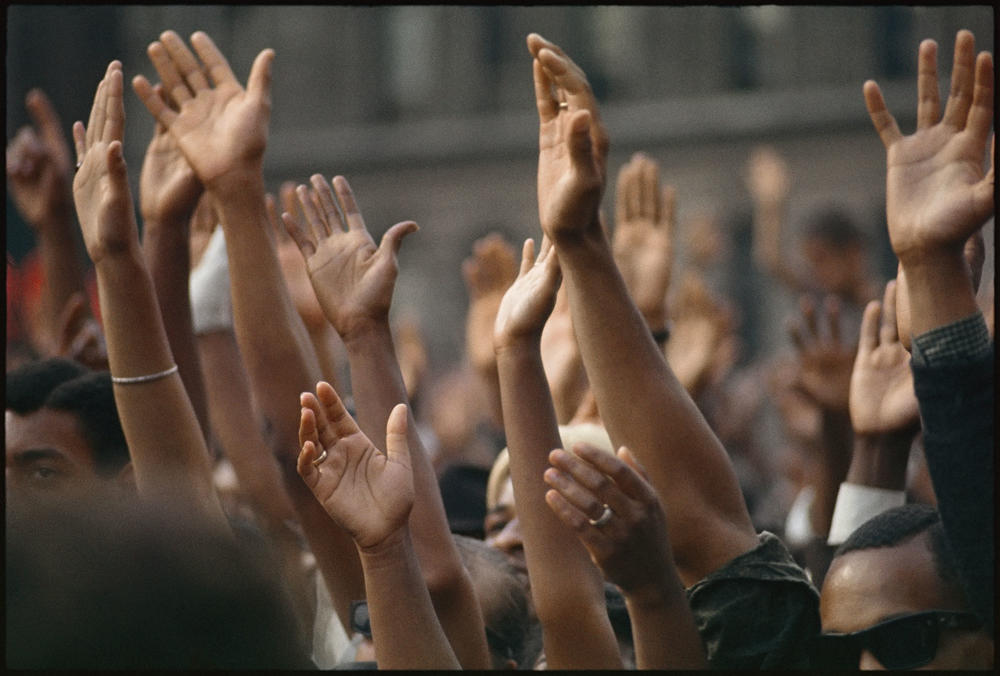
top-left (7, 6), bottom-right (994, 367)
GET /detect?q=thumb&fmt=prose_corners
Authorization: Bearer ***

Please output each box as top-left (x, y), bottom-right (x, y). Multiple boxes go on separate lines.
top-left (380, 220), bottom-right (419, 257)
top-left (247, 48), bottom-right (275, 103)
top-left (384, 403), bottom-right (411, 468)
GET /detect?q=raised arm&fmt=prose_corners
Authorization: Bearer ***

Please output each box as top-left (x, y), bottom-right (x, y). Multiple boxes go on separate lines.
top-left (528, 33), bottom-right (757, 586)
top-left (545, 443), bottom-right (706, 669)
top-left (865, 29), bottom-right (994, 629)
top-left (138, 88), bottom-right (209, 438)
top-left (282, 175), bottom-right (490, 669)
top-left (746, 145), bottom-right (802, 291)
top-left (7, 89), bottom-right (89, 355)
top-left (493, 237), bottom-right (621, 668)
top-left (297, 383), bottom-right (459, 669)
top-left (72, 61), bottom-right (226, 531)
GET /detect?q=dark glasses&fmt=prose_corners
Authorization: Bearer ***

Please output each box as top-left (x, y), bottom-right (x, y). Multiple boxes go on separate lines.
top-left (811, 610), bottom-right (983, 670)
top-left (349, 599), bottom-right (371, 640)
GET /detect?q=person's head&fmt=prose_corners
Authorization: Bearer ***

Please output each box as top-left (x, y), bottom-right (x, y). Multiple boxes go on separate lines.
top-left (800, 207), bottom-right (868, 298)
top-left (6, 358), bottom-right (131, 505)
top-left (894, 229), bottom-right (986, 351)
top-left (484, 423), bottom-right (615, 572)
top-left (453, 534), bottom-right (542, 669)
top-left (6, 495), bottom-right (311, 669)
top-left (818, 504), bottom-right (992, 669)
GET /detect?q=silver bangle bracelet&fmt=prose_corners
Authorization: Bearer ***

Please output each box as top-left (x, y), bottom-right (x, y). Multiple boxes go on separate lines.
top-left (111, 364), bottom-right (179, 385)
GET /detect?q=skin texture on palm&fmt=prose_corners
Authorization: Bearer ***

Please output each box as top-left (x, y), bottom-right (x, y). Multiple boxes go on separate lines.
top-left (493, 237), bottom-right (622, 668)
top-left (544, 443), bottom-right (706, 669)
top-left (297, 384), bottom-right (459, 670)
top-left (612, 152), bottom-right (674, 331)
top-left (71, 60), bottom-right (227, 533)
top-left (528, 33), bottom-right (757, 586)
top-left (865, 30), bottom-right (993, 337)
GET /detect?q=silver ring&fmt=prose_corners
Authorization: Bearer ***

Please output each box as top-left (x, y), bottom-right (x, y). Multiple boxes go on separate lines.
top-left (588, 504), bottom-right (613, 527)
top-left (558, 101), bottom-right (569, 110)
top-left (311, 449), bottom-right (329, 467)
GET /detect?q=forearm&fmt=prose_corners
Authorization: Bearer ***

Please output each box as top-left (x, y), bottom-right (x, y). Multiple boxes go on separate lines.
top-left (344, 321), bottom-right (490, 669)
top-left (143, 219), bottom-right (209, 439)
top-left (307, 322), bottom-right (343, 392)
top-left (625, 582), bottom-right (706, 669)
top-left (555, 230), bottom-right (756, 584)
top-left (211, 174), bottom-right (322, 452)
top-left (845, 429), bottom-right (914, 490)
top-left (496, 340), bottom-right (621, 668)
top-left (900, 251), bottom-right (980, 336)
top-left (809, 409), bottom-right (853, 537)
top-left (359, 528), bottom-right (460, 669)
top-left (94, 248), bottom-right (227, 531)
top-left (35, 213), bottom-right (88, 351)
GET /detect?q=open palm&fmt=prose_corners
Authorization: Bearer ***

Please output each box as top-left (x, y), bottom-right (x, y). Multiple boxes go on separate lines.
top-left (494, 238), bottom-right (561, 347)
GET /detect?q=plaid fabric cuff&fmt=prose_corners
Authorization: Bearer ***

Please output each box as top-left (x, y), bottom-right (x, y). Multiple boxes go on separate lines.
top-left (911, 313), bottom-right (992, 367)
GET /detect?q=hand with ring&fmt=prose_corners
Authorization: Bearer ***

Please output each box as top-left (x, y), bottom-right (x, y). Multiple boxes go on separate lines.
top-left (544, 442), bottom-right (679, 599)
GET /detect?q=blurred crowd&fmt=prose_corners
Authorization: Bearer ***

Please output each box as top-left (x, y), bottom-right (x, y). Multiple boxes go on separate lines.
top-left (5, 23), bottom-right (994, 670)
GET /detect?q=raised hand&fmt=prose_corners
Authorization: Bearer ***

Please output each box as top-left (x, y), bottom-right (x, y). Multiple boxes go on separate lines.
top-left (72, 61), bottom-right (140, 265)
top-left (665, 273), bottom-right (736, 397)
top-left (463, 233), bottom-right (518, 373)
top-left (865, 30), bottom-right (993, 262)
top-left (545, 443), bottom-right (672, 596)
top-left (529, 33), bottom-right (605, 243)
top-left (269, 184), bottom-right (327, 331)
top-left (788, 295), bottom-right (856, 412)
top-left (493, 238), bottom-right (561, 349)
top-left (613, 153), bottom-right (675, 329)
top-left (55, 292), bottom-right (108, 371)
top-left (849, 281), bottom-right (919, 435)
top-left (297, 381), bottom-right (413, 551)
top-left (6, 89), bottom-right (75, 227)
top-left (746, 145), bottom-right (790, 209)
top-left (281, 174), bottom-right (418, 342)
top-left (132, 30), bottom-right (274, 190)
top-left (138, 85), bottom-right (203, 226)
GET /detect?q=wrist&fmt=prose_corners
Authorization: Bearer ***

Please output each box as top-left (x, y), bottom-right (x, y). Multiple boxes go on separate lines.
top-left (494, 332), bottom-right (543, 358)
top-left (846, 431), bottom-right (913, 490)
top-left (357, 525), bottom-right (411, 563)
top-left (546, 212), bottom-right (606, 252)
top-left (204, 166), bottom-right (265, 198)
top-left (340, 315), bottom-right (391, 349)
top-left (623, 573), bottom-right (686, 612)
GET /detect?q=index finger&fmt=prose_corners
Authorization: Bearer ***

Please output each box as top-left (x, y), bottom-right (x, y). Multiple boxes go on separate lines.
top-left (315, 380), bottom-right (362, 441)
top-left (25, 89), bottom-right (71, 167)
top-left (532, 58), bottom-right (558, 123)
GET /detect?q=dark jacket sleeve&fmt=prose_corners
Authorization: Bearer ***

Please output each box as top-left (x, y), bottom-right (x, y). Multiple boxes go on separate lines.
top-left (911, 348), bottom-right (994, 632)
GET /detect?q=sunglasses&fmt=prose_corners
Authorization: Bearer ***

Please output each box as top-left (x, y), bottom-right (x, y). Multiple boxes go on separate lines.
top-left (811, 610), bottom-right (983, 670)
top-left (350, 600), bottom-right (371, 640)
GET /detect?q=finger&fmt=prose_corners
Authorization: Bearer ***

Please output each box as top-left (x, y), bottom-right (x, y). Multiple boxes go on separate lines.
top-left (159, 30), bottom-right (211, 93)
top-left (189, 31), bottom-right (237, 88)
top-left (56, 292), bottom-right (89, 355)
top-left (880, 279), bottom-right (899, 345)
top-left (315, 380), bottom-right (361, 440)
top-left (941, 30), bottom-right (976, 130)
top-left (297, 439), bottom-right (321, 483)
top-left (548, 445), bottom-right (628, 515)
top-left (72, 121), bottom-right (86, 165)
top-left (379, 221), bottom-right (419, 257)
top-left (824, 295), bottom-right (842, 346)
top-left (152, 83), bottom-right (178, 116)
top-left (974, 134), bottom-right (995, 215)
top-left (520, 238), bottom-right (536, 276)
top-left (538, 234), bottom-right (554, 262)
top-left (858, 300), bottom-right (881, 355)
top-left (800, 295), bottom-right (818, 341)
top-left (298, 401), bottom-right (319, 452)
top-left (247, 48), bottom-right (275, 103)
top-left (966, 51), bottom-right (994, 147)
top-left (639, 154), bottom-right (660, 222)
top-left (132, 74), bottom-right (178, 128)
top-left (106, 141), bottom-right (128, 187)
top-left (280, 180), bottom-right (300, 222)
top-left (863, 80), bottom-right (902, 148)
top-left (661, 184), bottom-right (677, 234)
top-left (148, 40), bottom-right (193, 105)
top-left (309, 174), bottom-right (342, 233)
top-left (625, 157), bottom-right (641, 222)
top-left (86, 70), bottom-right (107, 148)
top-left (532, 58), bottom-right (558, 123)
top-left (296, 184), bottom-right (330, 240)
top-left (332, 176), bottom-right (367, 233)
top-left (384, 403), bottom-right (411, 468)
top-left (282, 211), bottom-right (316, 259)
top-left (102, 64), bottom-right (125, 144)
top-left (916, 39), bottom-right (940, 129)
top-left (25, 89), bottom-right (71, 168)
top-left (545, 488), bottom-right (611, 561)
top-left (526, 33), bottom-right (566, 59)
top-left (617, 447), bottom-right (653, 485)
top-left (543, 466), bottom-right (610, 522)
top-left (264, 193), bottom-right (281, 243)
top-left (614, 159), bottom-right (632, 226)
top-left (576, 443), bottom-right (658, 505)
